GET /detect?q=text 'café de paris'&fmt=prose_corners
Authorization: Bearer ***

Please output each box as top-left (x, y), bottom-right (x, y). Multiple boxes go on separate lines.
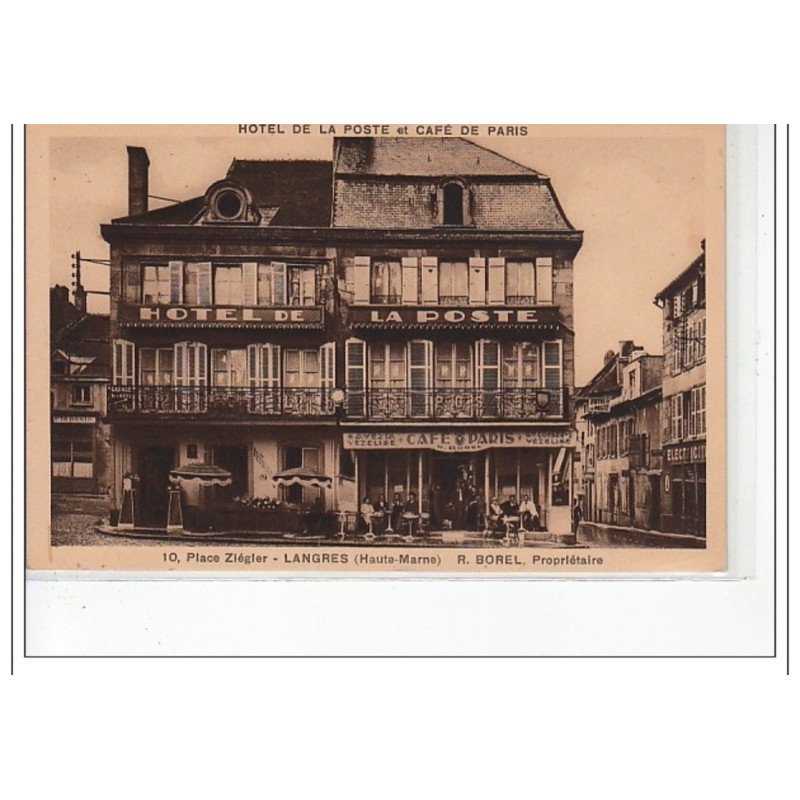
top-left (102, 137), bottom-right (582, 539)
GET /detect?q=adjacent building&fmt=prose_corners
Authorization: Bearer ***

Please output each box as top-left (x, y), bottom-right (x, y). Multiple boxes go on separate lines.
top-left (575, 342), bottom-right (663, 530)
top-left (654, 244), bottom-right (707, 536)
top-left (101, 138), bottom-right (583, 537)
top-left (50, 286), bottom-right (111, 495)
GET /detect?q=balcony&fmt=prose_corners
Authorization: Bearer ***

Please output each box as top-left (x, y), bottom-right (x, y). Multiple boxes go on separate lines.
top-left (346, 387), bottom-right (565, 421)
top-left (109, 386), bottom-right (334, 419)
top-left (588, 397), bottom-right (611, 414)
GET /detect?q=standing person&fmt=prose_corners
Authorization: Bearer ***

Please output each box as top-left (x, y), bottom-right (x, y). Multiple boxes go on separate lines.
top-left (389, 493), bottom-right (404, 533)
top-left (572, 497), bottom-right (584, 535)
top-left (402, 491), bottom-right (419, 539)
top-left (519, 494), bottom-right (537, 531)
top-left (374, 493), bottom-right (388, 534)
top-left (488, 496), bottom-right (504, 536)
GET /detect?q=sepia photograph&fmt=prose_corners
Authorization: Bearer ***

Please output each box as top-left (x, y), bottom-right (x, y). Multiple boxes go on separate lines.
top-left (29, 124), bottom-right (726, 572)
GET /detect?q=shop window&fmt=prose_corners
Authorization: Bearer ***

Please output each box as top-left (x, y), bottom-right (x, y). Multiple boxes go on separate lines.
top-left (282, 445), bottom-right (320, 504)
top-left (70, 385), bottom-right (92, 406)
top-left (442, 183), bottom-right (464, 225)
top-left (371, 260), bottom-right (402, 304)
top-left (52, 441), bottom-right (93, 478)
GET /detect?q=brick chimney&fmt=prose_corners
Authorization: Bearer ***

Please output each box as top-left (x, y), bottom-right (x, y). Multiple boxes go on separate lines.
top-left (127, 146), bottom-right (150, 217)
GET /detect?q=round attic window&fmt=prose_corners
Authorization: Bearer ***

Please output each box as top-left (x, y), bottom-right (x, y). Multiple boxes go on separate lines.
top-left (215, 190), bottom-right (244, 219)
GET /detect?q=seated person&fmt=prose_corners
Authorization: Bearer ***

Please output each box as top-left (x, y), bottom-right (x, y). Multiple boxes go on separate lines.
top-left (488, 496), bottom-right (504, 534)
top-left (359, 496), bottom-right (374, 533)
top-left (501, 493), bottom-right (520, 518)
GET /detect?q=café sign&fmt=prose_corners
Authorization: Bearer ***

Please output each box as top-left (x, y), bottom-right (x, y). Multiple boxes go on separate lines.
top-left (123, 306), bottom-right (323, 324)
top-left (351, 306), bottom-right (559, 326)
top-left (343, 429), bottom-right (576, 452)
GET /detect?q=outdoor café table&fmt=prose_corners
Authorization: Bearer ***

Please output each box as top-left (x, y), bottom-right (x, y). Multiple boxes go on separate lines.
top-left (401, 511), bottom-right (419, 539)
top-left (503, 515), bottom-right (521, 544)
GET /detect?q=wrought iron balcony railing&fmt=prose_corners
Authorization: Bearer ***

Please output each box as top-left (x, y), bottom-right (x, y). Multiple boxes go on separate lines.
top-left (108, 386), bottom-right (335, 418)
top-left (345, 387), bottom-right (565, 421)
top-left (370, 293), bottom-right (403, 305)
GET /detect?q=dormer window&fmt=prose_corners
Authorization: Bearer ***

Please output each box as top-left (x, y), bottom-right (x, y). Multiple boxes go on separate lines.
top-left (443, 182), bottom-right (464, 225)
top-left (215, 190), bottom-right (243, 219)
top-left (203, 180), bottom-right (252, 223)
top-left (436, 179), bottom-right (471, 226)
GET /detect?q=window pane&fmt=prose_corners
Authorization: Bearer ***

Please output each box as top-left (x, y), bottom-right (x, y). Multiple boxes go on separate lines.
top-left (257, 264), bottom-right (273, 305)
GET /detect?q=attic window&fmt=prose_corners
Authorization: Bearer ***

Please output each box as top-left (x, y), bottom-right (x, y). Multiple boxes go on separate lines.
top-left (215, 190), bottom-right (244, 219)
top-left (443, 183), bottom-right (464, 225)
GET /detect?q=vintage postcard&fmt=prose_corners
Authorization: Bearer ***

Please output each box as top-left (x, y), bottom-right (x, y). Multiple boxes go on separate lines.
top-left (27, 124), bottom-right (725, 573)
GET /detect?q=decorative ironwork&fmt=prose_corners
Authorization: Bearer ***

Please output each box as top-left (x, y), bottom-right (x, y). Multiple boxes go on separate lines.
top-left (351, 387), bottom-right (564, 421)
top-left (370, 293), bottom-right (403, 305)
top-left (109, 386), bottom-right (334, 418)
top-left (506, 295), bottom-right (537, 306)
top-left (438, 295), bottom-right (470, 306)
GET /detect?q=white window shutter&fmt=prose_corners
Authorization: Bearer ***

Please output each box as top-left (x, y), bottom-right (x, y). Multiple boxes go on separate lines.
top-left (113, 339), bottom-right (135, 386)
top-left (320, 342), bottom-right (335, 389)
top-left (536, 258), bottom-right (553, 304)
top-left (402, 257), bottom-right (419, 304)
top-left (487, 258), bottom-right (505, 304)
top-left (542, 340), bottom-right (562, 388)
top-left (169, 261), bottom-right (184, 304)
top-left (196, 262), bottom-right (212, 306)
top-left (345, 338), bottom-right (366, 416)
top-left (353, 256), bottom-right (370, 304)
top-left (469, 257), bottom-right (486, 305)
top-left (408, 340), bottom-right (432, 417)
top-left (420, 257), bottom-right (437, 304)
top-left (243, 262), bottom-right (258, 306)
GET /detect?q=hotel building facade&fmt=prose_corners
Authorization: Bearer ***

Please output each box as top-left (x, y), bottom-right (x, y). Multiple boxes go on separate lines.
top-left (102, 138), bottom-right (582, 536)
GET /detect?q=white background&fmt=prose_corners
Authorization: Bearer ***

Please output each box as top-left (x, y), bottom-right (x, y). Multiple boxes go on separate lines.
top-left (2, 2), bottom-right (795, 798)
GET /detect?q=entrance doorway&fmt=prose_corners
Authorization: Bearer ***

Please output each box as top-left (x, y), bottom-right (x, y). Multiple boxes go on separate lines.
top-left (648, 474), bottom-right (661, 529)
top-left (430, 455), bottom-right (477, 529)
top-left (213, 445), bottom-right (249, 497)
top-left (137, 445), bottom-right (174, 527)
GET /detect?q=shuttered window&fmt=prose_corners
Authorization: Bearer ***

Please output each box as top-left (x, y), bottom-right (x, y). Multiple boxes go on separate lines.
top-left (353, 257), bottom-right (370, 305)
top-left (402, 257), bottom-right (419, 304)
top-left (408, 340), bottom-right (433, 417)
top-left (346, 338), bottom-right (367, 416)
top-left (487, 258), bottom-right (505, 304)
top-left (506, 262), bottom-right (535, 305)
top-left (124, 263), bottom-right (141, 303)
top-left (542, 340), bottom-right (562, 389)
top-left (142, 265), bottom-right (170, 304)
top-left (468, 258), bottom-right (486, 305)
top-left (113, 339), bottom-right (135, 386)
top-left (420, 257), bottom-right (438, 304)
top-left (535, 258), bottom-right (553, 304)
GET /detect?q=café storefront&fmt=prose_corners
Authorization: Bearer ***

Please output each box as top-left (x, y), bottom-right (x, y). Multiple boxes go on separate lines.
top-left (343, 427), bottom-right (576, 537)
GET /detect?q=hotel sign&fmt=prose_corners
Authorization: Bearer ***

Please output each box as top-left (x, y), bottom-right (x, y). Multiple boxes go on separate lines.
top-left (122, 306), bottom-right (323, 324)
top-left (343, 429), bottom-right (576, 452)
top-left (352, 306), bottom-right (559, 326)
